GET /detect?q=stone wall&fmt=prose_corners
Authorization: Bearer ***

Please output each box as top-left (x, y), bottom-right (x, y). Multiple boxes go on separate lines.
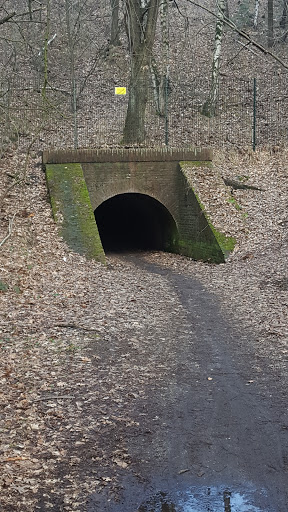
top-left (45, 163), bottom-right (106, 263)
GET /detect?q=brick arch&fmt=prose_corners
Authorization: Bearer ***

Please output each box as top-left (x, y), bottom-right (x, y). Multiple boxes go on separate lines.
top-left (86, 176), bottom-right (178, 221)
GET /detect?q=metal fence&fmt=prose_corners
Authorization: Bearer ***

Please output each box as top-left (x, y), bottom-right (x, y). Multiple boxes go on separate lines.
top-left (0, 75), bottom-right (287, 150)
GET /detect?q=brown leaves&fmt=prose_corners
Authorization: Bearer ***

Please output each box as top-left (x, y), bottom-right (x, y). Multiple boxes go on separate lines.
top-left (0, 148), bottom-right (287, 510)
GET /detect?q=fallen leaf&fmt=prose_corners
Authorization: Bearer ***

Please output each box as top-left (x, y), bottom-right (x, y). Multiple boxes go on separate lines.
top-left (112, 458), bottom-right (129, 468)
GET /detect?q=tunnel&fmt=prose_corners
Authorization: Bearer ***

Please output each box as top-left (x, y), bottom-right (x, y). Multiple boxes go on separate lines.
top-left (94, 193), bottom-right (178, 253)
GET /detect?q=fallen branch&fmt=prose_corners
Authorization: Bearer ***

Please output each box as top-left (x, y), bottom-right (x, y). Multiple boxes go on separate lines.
top-left (2, 456), bottom-right (29, 462)
top-left (0, 213), bottom-right (16, 248)
top-left (0, 178), bottom-right (22, 207)
top-left (0, 12), bottom-right (16, 26)
top-left (34, 395), bottom-right (75, 401)
top-left (54, 323), bottom-right (99, 332)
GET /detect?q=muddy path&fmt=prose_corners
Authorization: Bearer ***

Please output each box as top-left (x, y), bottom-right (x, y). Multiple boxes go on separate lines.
top-left (88, 254), bottom-right (288, 512)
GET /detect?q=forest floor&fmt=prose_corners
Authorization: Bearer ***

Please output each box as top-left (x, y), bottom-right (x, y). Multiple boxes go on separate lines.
top-left (0, 147), bottom-right (287, 511)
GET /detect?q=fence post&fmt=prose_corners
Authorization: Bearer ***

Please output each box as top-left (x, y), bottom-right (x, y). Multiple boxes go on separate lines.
top-left (72, 77), bottom-right (78, 149)
top-left (253, 77), bottom-right (256, 151)
top-left (165, 75), bottom-right (169, 146)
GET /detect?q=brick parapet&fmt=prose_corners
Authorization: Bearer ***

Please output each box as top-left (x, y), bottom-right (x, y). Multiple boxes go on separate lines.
top-left (42, 147), bottom-right (212, 165)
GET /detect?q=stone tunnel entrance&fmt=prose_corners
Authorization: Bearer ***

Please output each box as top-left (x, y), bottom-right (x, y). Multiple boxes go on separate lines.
top-left (94, 193), bottom-right (178, 253)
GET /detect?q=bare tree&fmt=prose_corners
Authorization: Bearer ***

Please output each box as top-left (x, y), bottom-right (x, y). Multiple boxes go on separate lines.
top-left (149, 0), bottom-right (169, 116)
top-left (123, 0), bottom-right (160, 144)
top-left (187, 0), bottom-right (288, 69)
top-left (254, 0), bottom-right (260, 29)
top-left (202, 0), bottom-right (226, 118)
top-left (224, 0), bottom-right (229, 19)
top-left (280, 0), bottom-right (288, 36)
top-left (268, 0), bottom-right (274, 47)
top-left (64, 0), bottom-right (78, 147)
top-left (110, 0), bottom-right (121, 46)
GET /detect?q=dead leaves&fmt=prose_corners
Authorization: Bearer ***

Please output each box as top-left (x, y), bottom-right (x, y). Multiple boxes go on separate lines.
top-left (0, 148), bottom-right (287, 511)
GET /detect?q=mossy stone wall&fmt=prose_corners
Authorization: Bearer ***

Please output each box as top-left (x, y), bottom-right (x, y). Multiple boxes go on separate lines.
top-left (179, 162), bottom-right (236, 261)
top-left (46, 163), bottom-right (105, 263)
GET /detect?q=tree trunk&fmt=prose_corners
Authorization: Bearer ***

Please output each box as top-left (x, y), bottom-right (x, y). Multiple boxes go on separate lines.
top-left (224, 0), bottom-right (229, 19)
top-left (202, 0), bottom-right (226, 117)
top-left (149, 0), bottom-right (169, 117)
top-left (110, 0), bottom-right (121, 46)
top-left (268, 0), bottom-right (274, 47)
top-left (123, 59), bottom-right (149, 143)
top-left (280, 0), bottom-right (288, 29)
top-left (28, 0), bottom-right (33, 20)
top-left (254, 0), bottom-right (260, 29)
top-left (158, 0), bottom-right (169, 116)
top-left (65, 0), bottom-right (78, 147)
top-left (123, 0), bottom-right (160, 144)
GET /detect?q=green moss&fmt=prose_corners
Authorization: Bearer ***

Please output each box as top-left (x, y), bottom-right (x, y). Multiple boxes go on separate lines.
top-left (178, 239), bottom-right (225, 263)
top-left (211, 229), bottom-right (236, 258)
top-left (46, 164), bottom-right (105, 263)
top-left (228, 196), bottom-right (242, 211)
top-left (194, 189), bottom-right (236, 259)
top-left (0, 281), bottom-right (8, 292)
top-left (180, 160), bottom-right (212, 168)
top-left (180, 162), bottom-right (236, 261)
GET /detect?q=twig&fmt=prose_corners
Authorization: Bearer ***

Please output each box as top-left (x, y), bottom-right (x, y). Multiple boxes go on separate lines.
top-left (34, 395), bottom-right (75, 402)
top-left (0, 213), bottom-right (16, 248)
top-left (54, 323), bottom-right (99, 332)
top-left (237, 41), bottom-right (259, 57)
top-left (0, 13), bottom-right (16, 26)
top-left (2, 456), bottom-right (29, 462)
top-left (0, 179), bottom-right (22, 207)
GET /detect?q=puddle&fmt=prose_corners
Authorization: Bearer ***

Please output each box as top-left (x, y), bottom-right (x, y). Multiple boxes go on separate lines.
top-left (137, 486), bottom-right (268, 512)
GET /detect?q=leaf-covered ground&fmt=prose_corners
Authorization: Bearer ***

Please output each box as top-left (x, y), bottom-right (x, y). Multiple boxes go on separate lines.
top-left (0, 148), bottom-right (287, 510)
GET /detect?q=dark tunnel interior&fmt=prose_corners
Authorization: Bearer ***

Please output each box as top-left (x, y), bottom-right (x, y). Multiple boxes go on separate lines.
top-left (94, 193), bottom-right (178, 253)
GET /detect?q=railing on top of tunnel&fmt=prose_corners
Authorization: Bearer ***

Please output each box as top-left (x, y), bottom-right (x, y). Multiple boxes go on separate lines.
top-left (1, 75), bottom-right (288, 151)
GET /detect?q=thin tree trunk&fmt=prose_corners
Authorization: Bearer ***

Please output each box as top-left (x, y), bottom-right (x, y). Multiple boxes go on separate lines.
top-left (158, 0), bottom-right (169, 116)
top-left (202, 0), bottom-right (226, 117)
top-left (65, 0), bottom-right (78, 147)
top-left (150, 58), bottom-right (161, 114)
top-left (280, 0), bottom-right (288, 28)
top-left (149, 0), bottom-right (169, 116)
top-left (268, 0), bottom-right (274, 47)
top-left (28, 0), bottom-right (33, 20)
top-left (224, 0), bottom-right (229, 19)
top-left (110, 0), bottom-right (121, 46)
top-left (42, 0), bottom-right (51, 99)
top-left (254, 0), bottom-right (260, 29)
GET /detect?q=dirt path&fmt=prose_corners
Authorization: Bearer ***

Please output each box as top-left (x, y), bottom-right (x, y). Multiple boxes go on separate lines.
top-left (1, 246), bottom-right (287, 511)
top-left (86, 254), bottom-right (288, 512)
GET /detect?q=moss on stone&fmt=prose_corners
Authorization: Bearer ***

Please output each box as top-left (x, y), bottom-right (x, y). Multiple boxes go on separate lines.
top-left (180, 160), bottom-right (212, 168)
top-left (46, 163), bottom-right (105, 263)
top-left (179, 162), bottom-right (236, 261)
top-left (178, 239), bottom-right (225, 263)
top-left (193, 187), bottom-right (236, 259)
top-left (0, 280), bottom-right (9, 292)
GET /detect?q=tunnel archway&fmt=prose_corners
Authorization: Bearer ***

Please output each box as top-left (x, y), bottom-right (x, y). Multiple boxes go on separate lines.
top-left (94, 193), bottom-right (178, 253)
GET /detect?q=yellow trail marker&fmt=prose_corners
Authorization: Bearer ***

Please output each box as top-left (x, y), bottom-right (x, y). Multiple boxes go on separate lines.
top-left (115, 87), bottom-right (126, 95)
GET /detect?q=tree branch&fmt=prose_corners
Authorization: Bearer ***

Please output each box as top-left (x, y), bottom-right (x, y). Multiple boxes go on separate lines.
top-left (0, 12), bottom-right (16, 25)
top-left (0, 180), bottom-right (22, 208)
top-left (0, 214), bottom-right (16, 248)
top-left (186, 0), bottom-right (288, 70)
